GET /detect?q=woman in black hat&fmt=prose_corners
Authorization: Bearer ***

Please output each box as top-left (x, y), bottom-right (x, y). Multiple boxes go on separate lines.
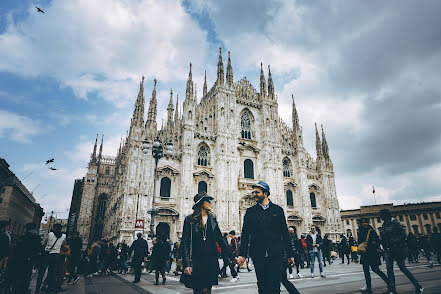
top-left (180, 192), bottom-right (234, 294)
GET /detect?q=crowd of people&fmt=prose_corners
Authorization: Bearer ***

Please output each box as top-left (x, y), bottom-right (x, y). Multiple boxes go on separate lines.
top-left (1, 180), bottom-right (440, 294)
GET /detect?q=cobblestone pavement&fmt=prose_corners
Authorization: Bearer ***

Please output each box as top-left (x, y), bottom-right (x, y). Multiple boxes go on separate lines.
top-left (30, 260), bottom-right (441, 294)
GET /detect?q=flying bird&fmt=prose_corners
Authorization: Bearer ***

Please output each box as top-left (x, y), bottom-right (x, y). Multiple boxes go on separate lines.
top-left (35, 7), bottom-right (44, 13)
top-left (49, 167), bottom-right (58, 170)
top-left (45, 158), bottom-right (55, 164)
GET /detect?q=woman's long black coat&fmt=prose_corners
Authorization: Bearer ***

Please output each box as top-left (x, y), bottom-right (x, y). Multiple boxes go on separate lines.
top-left (358, 225), bottom-right (381, 266)
top-left (180, 213), bottom-right (233, 288)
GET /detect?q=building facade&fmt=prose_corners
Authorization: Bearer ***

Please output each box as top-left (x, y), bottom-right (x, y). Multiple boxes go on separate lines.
top-left (0, 158), bottom-right (44, 234)
top-left (76, 50), bottom-right (342, 245)
top-left (341, 202), bottom-right (441, 238)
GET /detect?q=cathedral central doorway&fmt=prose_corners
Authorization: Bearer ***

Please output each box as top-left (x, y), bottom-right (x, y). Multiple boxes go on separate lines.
top-left (156, 222), bottom-right (170, 239)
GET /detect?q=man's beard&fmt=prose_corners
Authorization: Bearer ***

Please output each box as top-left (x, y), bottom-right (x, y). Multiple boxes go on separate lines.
top-left (255, 196), bottom-right (263, 203)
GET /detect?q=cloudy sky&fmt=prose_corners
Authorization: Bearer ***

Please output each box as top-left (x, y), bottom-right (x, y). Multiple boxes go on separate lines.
top-left (1, 0), bottom-right (440, 220)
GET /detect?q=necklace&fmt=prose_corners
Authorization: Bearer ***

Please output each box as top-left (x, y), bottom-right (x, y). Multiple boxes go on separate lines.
top-left (202, 220), bottom-right (208, 241)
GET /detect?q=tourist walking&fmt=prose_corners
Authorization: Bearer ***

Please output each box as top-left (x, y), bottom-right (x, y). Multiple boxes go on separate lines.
top-left (430, 227), bottom-right (441, 264)
top-left (236, 181), bottom-right (294, 294)
top-left (418, 235), bottom-right (433, 267)
top-left (66, 231), bottom-right (82, 285)
top-left (44, 224), bottom-right (67, 294)
top-left (281, 245), bottom-right (301, 294)
top-left (322, 234), bottom-right (333, 266)
top-left (340, 235), bottom-right (351, 264)
top-left (379, 209), bottom-right (424, 294)
top-left (407, 232), bottom-right (419, 263)
top-left (357, 218), bottom-right (391, 294)
top-left (151, 233), bottom-right (170, 285)
top-left (129, 233), bottom-right (149, 283)
top-left (180, 192), bottom-right (234, 294)
top-left (299, 235), bottom-right (309, 268)
top-left (287, 227), bottom-right (302, 278)
top-left (117, 240), bottom-right (129, 274)
top-left (306, 225), bottom-right (326, 278)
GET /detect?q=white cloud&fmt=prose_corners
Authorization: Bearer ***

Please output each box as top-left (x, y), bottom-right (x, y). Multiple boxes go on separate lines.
top-left (0, 109), bottom-right (41, 143)
top-left (0, 0), bottom-right (209, 107)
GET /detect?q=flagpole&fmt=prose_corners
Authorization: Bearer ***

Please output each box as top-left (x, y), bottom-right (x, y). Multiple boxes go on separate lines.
top-left (373, 186), bottom-right (376, 205)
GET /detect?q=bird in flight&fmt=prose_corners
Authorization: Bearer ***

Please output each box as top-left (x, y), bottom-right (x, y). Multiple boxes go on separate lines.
top-left (35, 7), bottom-right (44, 13)
top-left (49, 167), bottom-right (58, 171)
top-left (46, 158), bottom-right (55, 164)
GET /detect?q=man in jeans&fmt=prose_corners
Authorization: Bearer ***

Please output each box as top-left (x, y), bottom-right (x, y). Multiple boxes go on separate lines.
top-left (306, 225), bottom-right (326, 278)
top-left (379, 209), bottom-right (423, 294)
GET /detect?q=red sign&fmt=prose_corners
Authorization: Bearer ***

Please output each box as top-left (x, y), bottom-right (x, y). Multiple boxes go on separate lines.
top-left (135, 219), bottom-right (144, 229)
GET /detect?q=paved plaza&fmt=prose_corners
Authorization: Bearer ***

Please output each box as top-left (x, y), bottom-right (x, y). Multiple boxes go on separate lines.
top-left (30, 260), bottom-right (441, 294)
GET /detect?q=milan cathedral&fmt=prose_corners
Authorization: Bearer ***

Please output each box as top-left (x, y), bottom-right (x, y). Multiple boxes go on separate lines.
top-left (76, 49), bottom-right (342, 245)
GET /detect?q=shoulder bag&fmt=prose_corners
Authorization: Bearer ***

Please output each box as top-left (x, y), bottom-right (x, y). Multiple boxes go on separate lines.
top-left (357, 229), bottom-right (371, 254)
top-left (181, 223), bottom-right (193, 288)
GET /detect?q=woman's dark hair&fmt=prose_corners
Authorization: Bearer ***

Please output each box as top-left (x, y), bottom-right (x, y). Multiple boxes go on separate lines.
top-left (191, 205), bottom-right (203, 229)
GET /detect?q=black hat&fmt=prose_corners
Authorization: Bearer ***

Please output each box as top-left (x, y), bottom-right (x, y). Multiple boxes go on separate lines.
top-left (192, 192), bottom-right (214, 209)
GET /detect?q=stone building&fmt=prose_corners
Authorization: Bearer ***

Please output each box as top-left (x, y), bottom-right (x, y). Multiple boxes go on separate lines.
top-left (0, 158), bottom-right (44, 234)
top-left (341, 202), bottom-right (441, 238)
top-left (76, 50), bottom-right (342, 245)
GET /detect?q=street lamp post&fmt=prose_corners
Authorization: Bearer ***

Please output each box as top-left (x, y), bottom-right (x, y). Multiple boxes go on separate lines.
top-left (142, 137), bottom-right (173, 238)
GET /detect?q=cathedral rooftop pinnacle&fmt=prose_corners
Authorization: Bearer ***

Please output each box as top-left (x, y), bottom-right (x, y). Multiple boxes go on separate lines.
top-left (217, 47), bottom-right (224, 86)
top-left (268, 65), bottom-right (274, 98)
top-left (315, 122), bottom-right (323, 160)
top-left (260, 62), bottom-right (267, 97)
top-left (226, 51), bottom-right (233, 86)
top-left (203, 70), bottom-right (207, 98)
top-left (321, 124), bottom-right (330, 161)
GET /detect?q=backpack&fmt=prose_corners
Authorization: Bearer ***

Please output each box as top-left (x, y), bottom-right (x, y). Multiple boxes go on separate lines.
top-left (301, 239), bottom-right (307, 249)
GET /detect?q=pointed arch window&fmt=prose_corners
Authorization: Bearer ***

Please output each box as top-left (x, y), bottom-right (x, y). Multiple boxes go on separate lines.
top-left (286, 190), bottom-right (293, 207)
top-left (97, 194), bottom-right (107, 219)
top-left (198, 181), bottom-right (207, 193)
top-left (244, 159), bottom-right (254, 179)
top-left (310, 192), bottom-right (317, 208)
top-left (241, 111), bottom-right (252, 139)
top-left (283, 159), bottom-right (292, 177)
top-left (160, 177), bottom-right (171, 198)
top-left (197, 145), bottom-right (209, 166)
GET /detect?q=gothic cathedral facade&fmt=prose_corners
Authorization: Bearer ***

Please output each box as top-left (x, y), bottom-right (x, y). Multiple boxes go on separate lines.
top-left (76, 49), bottom-right (342, 245)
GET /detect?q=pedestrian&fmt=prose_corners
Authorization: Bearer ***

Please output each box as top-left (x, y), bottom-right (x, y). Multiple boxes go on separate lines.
top-left (228, 231), bottom-right (240, 282)
top-left (173, 239), bottom-right (183, 275)
top-left (66, 231), bottom-right (81, 285)
top-left (349, 236), bottom-right (359, 263)
top-left (219, 232), bottom-right (237, 279)
top-left (287, 227), bottom-right (302, 278)
top-left (407, 232), bottom-right (418, 263)
top-left (379, 209), bottom-right (424, 294)
top-left (128, 233), bottom-right (149, 283)
top-left (10, 222), bottom-right (41, 294)
top-left (322, 234), bottom-right (333, 266)
top-left (357, 218), bottom-right (391, 294)
top-left (180, 192), bottom-right (234, 294)
top-left (117, 240), bottom-right (129, 274)
top-left (281, 245), bottom-right (301, 294)
top-left (418, 234), bottom-right (433, 267)
top-left (236, 181), bottom-right (294, 294)
top-left (151, 233), bottom-right (170, 285)
top-left (0, 219), bottom-right (11, 272)
top-left (298, 235), bottom-right (308, 268)
top-left (430, 227), bottom-right (441, 264)
top-left (306, 225), bottom-right (326, 278)
top-left (340, 234), bottom-right (351, 264)
top-left (43, 224), bottom-right (67, 294)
